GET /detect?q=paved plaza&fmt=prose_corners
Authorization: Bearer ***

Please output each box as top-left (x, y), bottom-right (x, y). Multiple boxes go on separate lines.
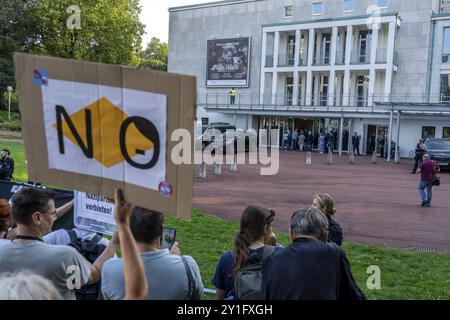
top-left (193, 152), bottom-right (450, 251)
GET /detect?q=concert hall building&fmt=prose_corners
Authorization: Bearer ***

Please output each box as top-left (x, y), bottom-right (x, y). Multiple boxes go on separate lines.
top-left (168, 0), bottom-right (450, 160)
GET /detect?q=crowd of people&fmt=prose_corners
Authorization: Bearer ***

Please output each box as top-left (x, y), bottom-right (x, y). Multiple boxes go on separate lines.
top-left (0, 185), bottom-right (365, 300)
top-left (0, 138), bottom-right (440, 300)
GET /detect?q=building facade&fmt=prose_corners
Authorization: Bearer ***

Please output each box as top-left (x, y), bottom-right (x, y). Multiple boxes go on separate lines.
top-left (168, 0), bottom-right (450, 158)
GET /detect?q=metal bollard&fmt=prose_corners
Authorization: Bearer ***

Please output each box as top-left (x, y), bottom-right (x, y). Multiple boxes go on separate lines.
top-left (349, 151), bottom-right (355, 164)
top-left (214, 162), bottom-right (222, 175)
top-left (305, 151), bottom-right (312, 165)
top-left (230, 155), bottom-right (238, 172)
top-left (198, 162), bottom-right (206, 178)
top-left (327, 150), bottom-right (333, 165)
top-left (371, 152), bottom-right (378, 164)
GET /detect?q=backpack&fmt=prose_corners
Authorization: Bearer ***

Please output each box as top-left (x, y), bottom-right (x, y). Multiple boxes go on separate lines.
top-left (67, 230), bottom-right (107, 300)
top-left (232, 246), bottom-right (276, 300)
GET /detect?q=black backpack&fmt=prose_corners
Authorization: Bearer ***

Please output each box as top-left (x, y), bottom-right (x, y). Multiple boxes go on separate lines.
top-left (232, 246), bottom-right (276, 300)
top-left (67, 230), bottom-right (107, 300)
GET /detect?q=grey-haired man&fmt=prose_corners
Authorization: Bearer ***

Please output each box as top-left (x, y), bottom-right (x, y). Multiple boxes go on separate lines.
top-left (261, 207), bottom-right (365, 300)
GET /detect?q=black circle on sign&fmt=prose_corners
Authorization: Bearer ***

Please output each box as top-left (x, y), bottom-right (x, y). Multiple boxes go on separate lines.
top-left (119, 116), bottom-right (160, 169)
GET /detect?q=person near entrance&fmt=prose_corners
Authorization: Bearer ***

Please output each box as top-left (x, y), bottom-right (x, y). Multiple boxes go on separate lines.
top-left (352, 132), bottom-right (360, 156)
top-left (229, 87), bottom-right (236, 105)
top-left (411, 139), bottom-right (427, 174)
top-left (305, 131), bottom-right (313, 152)
top-left (298, 130), bottom-right (305, 151)
top-left (292, 129), bottom-right (299, 150)
top-left (416, 154), bottom-right (440, 207)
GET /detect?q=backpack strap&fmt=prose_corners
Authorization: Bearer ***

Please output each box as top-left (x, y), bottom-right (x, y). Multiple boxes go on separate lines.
top-left (261, 245), bottom-right (276, 261)
top-left (67, 229), bottom-right (78, 243)
top-left (181, 256), bottom-right (194, 300)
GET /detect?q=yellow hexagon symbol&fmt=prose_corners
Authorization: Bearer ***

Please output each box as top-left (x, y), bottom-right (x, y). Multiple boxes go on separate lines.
top-left (53, 97), bottom-right (155, 168)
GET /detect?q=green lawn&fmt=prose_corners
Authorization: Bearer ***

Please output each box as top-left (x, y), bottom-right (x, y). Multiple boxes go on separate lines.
top-left (4, 139), bottom-right (450, 299)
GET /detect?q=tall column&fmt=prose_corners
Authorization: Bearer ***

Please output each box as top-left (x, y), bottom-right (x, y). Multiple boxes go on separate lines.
top-left (368, 26), bottom-right (379, 107)
top-left (306, 29), bottom-right (315, 105)
top-left (343, 70), bottom-right (351, 106)
top-left (370, 27), bottom-right (379, 65)
top-left (316, 32), bottom-right (322, 64)
top-left (336, 74), bottom-right (343, 106)
top-left (293, 29), bottom-right (301, 106)
top-left (345, 25), bottom-right (353, 65)
top-left (387, 109), bottom-right (394, 162)
top-left (260, 32), bottom-right (268, 104)
top-left (339, 115), bottom-right (344, 156)
top-left (328, 26), bottom-right (338, 106)
top-left (385, 21), bottom-right (397, 102)
top-left (271, 31), bottom-right (280, 105)
top-left (343, 25), bottom-right (353, 106)
top-left (395, 111), bottom-right (401, 163)
top-left (314, 75), bottom-right (320, 106)
top-left (368, 69), bottom-right (376, 107)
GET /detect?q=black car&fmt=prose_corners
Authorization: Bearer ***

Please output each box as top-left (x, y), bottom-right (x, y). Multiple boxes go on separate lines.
top-left (198, 123), bottom-right (254, 153)
top-left (426, 138), bottom-right (450, 169)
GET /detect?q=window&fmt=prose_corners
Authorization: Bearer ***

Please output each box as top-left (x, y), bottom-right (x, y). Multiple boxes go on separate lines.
top-left (284, 5), bottom-right (293, 18)
top-left (440, 74), bottom-right (450, 101)
top-left (443, 28), bottom-right (450, 63)
top-left (312, 2), bottom-right (323, 15)
top-left (443, 127), bottom-right (450, 138)
top-left (344, 0), bottom-right (354, 12)
top-left (422, 127), bottom-right (436, 140)
top-left (378, 0), bottom-right (389, 8)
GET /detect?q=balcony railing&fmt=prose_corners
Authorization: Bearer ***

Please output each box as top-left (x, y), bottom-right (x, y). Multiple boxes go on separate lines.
top-left (335, 50), bottom-right (345, 65)
top-left (376, 48), bottom-right (387, 64)
top-left (198, 93), bottom-right (450, 110)
top-left (278, 54), bottom-right (296, 67)
top-left (351, 50), bottom-right (371, 64)
top-left (265, 55), bottom-right (274, 67)
top-left (313, 54), bottom-right (330, 65)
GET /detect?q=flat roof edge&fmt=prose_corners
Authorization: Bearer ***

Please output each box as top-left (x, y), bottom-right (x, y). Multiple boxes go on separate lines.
top-left (169, 0), bottom-right (260, 12)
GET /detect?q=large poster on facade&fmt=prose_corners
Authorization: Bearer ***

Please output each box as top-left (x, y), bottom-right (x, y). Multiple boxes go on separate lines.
top-left (14, 53), bottom-right (196, 219)
top-left (206, 37), bottom-right (251, 87)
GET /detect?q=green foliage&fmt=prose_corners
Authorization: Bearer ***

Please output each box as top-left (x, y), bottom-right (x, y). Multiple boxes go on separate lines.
top-left (139, 37), bottom-right (168, 71)
top-left (27, 0), bottom-right (145, 66)
top-left (2, 90), bottom-right (18, 112)
top-left (0, 111), bottom-right (21, 131)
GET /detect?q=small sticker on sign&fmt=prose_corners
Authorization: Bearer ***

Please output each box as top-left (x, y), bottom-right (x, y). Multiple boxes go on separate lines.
top-left (32, 68), bottom-right (49, 86)
top-left (159, 181), bottom-right (173, 198)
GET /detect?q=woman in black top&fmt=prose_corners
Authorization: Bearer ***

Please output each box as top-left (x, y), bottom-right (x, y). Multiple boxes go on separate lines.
top-left (312, 193), bottom-right (343, 246)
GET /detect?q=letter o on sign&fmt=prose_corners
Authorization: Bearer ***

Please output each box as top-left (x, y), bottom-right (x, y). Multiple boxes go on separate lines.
top-left (119, 116), bottom-right (160, 169)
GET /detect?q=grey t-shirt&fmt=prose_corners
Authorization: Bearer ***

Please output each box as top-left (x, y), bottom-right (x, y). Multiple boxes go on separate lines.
top-left (101, 249), bottom-right (204, 300)
top-left (0, 239), bottom-right (91, 300)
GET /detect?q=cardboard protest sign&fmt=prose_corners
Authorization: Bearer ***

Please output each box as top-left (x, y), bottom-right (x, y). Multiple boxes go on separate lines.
top-left (14, 53), bottom-right (196, 219)
top-left (73, 191), bottom-right (116, 235)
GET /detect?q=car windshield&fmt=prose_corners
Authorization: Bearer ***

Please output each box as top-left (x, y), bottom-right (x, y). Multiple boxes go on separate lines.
top-left (427, 140), bottom-right (450, 150)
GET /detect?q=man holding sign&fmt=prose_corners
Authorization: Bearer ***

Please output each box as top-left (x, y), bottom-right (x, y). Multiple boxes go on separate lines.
top-left (14, 53), bottom-right (196, 221)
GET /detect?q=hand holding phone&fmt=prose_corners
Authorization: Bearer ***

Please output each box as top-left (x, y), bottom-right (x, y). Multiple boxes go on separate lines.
top-left (161, 227), bottom-right (176, 250)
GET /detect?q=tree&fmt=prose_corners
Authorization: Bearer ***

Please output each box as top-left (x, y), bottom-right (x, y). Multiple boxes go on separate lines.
top-left (27, 0), bottom-right (145, 66)
top-left (139, 37), bottom-right (168, 71)
top-left (0, 0), bottom-right (37, 106)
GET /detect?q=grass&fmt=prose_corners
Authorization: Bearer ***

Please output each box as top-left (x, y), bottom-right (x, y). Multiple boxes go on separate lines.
top-left (5, 140), bottom-right (450, 299)
top-left (0, 134), bottom-right (22, 140)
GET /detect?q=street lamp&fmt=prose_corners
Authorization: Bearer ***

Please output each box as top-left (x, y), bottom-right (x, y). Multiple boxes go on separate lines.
top-left (7, 86), bottom-right (13, 120)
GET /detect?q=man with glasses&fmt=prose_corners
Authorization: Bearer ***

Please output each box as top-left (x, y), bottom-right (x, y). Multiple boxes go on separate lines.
top-left (260, 207), bottom-right (364, 300)
top-left (0, 187), bottom-right (118, 299)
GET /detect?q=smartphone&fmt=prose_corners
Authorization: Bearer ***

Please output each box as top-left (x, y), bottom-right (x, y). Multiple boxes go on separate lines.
top-left (161, 227), bottom-right (176, 250)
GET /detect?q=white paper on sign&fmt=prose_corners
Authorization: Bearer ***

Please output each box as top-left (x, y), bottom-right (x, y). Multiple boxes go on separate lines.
top-left (41, 79), bottom-right (167, 191)
top-left (73, 191), bottom-right (116, 235)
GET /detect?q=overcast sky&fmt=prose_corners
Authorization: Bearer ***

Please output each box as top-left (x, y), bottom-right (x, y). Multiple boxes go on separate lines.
top-left (140, 0), bottom-right (217, 45)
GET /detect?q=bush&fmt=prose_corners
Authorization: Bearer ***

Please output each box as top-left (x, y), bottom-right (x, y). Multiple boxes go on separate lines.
top-left (0, 119), bottom-right (22, 131)
top-left (2, 90), bottom-right (18, 112)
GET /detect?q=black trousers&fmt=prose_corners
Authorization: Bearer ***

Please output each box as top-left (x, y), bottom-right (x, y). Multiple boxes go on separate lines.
top-left (353, 144), bottom-right (360, 155)
top-left (412, 156), bottom-right (422, 173)
top-left (0, 168), bottom-right (12, 180)
top-left (230, 96), bottom-right (235, 105)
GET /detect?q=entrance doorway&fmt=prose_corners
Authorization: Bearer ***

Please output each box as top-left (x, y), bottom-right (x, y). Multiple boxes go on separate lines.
top-left (366, 125), bottom-right (389, 156)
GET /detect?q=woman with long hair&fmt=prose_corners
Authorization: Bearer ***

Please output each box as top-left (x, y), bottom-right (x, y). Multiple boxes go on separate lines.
top-left (212, 205), bottom-right (279, 300)
top-left (0, 199), bottom-right (14, 240)
top-left (312, 193), bottom-right (343, 246)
